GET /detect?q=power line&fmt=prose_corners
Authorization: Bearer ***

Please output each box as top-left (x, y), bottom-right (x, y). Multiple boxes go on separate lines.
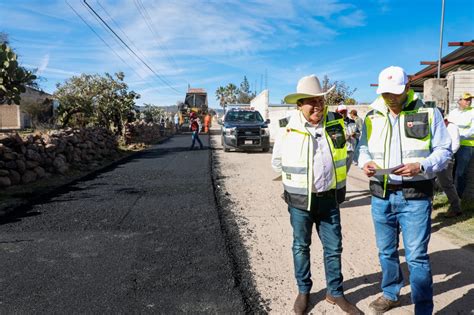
top-left (65, 0), bottom-right (152, 88)
top-left (131, 0), bottom-right (178, 90)
top-left (134, 0), bottom-right (180, 71)
top-left (82, 0), bottom-right (181, 94)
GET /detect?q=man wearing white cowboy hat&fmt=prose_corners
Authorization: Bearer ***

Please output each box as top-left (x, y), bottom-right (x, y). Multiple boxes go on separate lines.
top-left (358, 66), bottom-right (451, 314)
top-left (272, 75), bottom-right (360, 314)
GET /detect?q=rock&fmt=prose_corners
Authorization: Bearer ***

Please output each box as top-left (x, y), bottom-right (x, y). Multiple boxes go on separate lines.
top-left (2, 152), bottom-right (16, 161)
top-left (45, 143), bottom-right (56, 151)
top-left (22, 170), bottom-right (37, 184)
top-left (16, 159), bottom-right (26, 174)
top-left (53, 156), bottom-right (68, 174)
top-left (0, 169), bottom-right (10, 176)
top-left (34, 166), bottom-right (46, 178)
top-left (0, 176), bottom-right (11, 187)
top-left (26, 149), bottom-right (42, 162)
top-left (4, 161), bottom-right (17, 170)
top-left (8, 170), bottom-right (21, 185)
top-left (26, 161), bottom-right (39, 169)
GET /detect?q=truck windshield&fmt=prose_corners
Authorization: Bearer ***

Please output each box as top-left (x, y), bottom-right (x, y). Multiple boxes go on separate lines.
top-left (225, 111), bottom-right (264, 122)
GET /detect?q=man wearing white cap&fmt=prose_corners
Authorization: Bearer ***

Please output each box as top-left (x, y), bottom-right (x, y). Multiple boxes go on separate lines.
top-left (358, 66), bottom-right (451, 314)
top-left (336, 104), bottom-right (358, 172)
top-left (447, 92), bottom-right (474, 200)
top-left (272, 75), bottom-right (360, 314)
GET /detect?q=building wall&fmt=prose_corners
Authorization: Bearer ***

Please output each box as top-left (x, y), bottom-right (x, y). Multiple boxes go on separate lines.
top-left (0, 105), bottom-right (21, 130)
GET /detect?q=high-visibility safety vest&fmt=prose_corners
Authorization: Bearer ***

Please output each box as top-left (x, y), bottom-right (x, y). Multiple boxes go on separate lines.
top-left (365, 90), bottom-right (435, 199)
top-left (279, 109), bottom-right (347, 210)
top-left (448, 107), bottom-right (474, 147)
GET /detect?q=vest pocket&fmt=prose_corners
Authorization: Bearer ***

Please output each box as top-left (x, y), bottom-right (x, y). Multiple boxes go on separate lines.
top-left (326, 124), bottom-right (346, 149)
top-left (404, 112), bottom-right (429, 139)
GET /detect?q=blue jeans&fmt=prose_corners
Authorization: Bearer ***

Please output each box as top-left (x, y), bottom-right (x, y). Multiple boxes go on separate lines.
top-left (288, 195), bottom-right (343, 296)
top-left (454, 145), bottom-right (474, 198)
top-left (191, 131), bottom-right (203, 149)
top-left (371, 191), bottom-right (433, 315)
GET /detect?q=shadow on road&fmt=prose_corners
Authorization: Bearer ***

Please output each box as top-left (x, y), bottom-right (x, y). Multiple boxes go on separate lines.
top-left (307, 244), bottom-right (474, 313)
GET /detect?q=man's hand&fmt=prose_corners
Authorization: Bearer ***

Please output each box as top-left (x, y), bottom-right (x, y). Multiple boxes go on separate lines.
top-left (392, 162), bottom-right (421, 177)
top-left (363, 161), bottom-right (379, 177)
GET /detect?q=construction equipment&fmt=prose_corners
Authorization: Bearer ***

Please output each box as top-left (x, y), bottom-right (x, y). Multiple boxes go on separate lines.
top-left (178, 88), bottom-right (208, 131)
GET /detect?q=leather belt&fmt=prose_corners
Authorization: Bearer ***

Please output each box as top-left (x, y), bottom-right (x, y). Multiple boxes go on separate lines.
top-left (313, 189), bottom-right (335, 197)
top-left (386, 184), bottom-right (403, 191)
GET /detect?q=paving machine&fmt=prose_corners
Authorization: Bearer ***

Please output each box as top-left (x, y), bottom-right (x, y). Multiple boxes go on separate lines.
top-left (178, 88), bottom-right (208, 131)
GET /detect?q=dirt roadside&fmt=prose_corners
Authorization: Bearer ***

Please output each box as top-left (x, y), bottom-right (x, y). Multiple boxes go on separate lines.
top-left (211, 130), bottom-right (474, 314)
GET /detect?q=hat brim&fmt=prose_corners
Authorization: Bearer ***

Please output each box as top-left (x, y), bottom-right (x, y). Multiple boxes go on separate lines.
top-left (376, 84), bottom-right (406, 95)
top-left (284, 85), bottom-right (335, 104)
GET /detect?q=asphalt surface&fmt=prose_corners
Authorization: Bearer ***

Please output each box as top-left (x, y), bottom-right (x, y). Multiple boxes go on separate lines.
top-left (0, 134), bottom-right (245, 313)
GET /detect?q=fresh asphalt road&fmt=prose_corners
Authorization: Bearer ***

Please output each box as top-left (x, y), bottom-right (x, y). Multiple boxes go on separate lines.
top-left (0, 134), bottom-right (244, 313)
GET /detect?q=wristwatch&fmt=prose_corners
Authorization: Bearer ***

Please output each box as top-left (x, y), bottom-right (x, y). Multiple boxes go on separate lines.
top-left (420, 163), bottom-right (425, 174)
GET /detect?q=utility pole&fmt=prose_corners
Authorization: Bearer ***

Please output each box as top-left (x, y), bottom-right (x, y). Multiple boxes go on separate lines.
top-left (437, 0), bottom-right (445, 79)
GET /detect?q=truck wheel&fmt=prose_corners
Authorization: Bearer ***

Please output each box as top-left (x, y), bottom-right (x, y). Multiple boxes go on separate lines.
top-left (262, 147), bottom-right (270, 152)
top-left (222, 136), bottom-right (230, 152)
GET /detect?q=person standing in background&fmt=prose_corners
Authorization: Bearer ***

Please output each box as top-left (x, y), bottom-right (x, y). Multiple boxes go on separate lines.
top-left (350, 109), bottom-right (363, 165)
top-left (435, 107), bottom-right (462, 218)
top-left (336, 105), bottom-right (358, 172)
top-left (447, 92), bottom-right (474, 199)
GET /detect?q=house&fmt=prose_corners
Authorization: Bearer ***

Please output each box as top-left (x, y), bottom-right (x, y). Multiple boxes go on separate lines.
top-left (0, 87), bottom-right (54, 130)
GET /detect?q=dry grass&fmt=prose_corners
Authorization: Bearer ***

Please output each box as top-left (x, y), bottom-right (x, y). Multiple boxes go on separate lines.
top-left (431, 193), bottom-right (474, 246)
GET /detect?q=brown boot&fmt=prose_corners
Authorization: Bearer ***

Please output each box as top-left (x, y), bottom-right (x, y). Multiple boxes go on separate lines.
top-left (369, 295), bottom-right (401, 313)
top-left (293, 293), bottom-right (309, 314)
top-left (326, 294), bottom-right (361, 314)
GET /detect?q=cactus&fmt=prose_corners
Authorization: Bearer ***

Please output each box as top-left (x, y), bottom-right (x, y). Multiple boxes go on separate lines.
top-left (0, 43), bottom-right (37, 105)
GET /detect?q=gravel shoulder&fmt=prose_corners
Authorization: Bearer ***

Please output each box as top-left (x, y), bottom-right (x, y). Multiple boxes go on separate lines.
top-left (211, 129), bottom-right (474, 314)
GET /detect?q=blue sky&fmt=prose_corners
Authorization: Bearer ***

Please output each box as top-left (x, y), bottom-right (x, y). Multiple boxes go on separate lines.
top-left (1, 0), bottom-right (473, 108)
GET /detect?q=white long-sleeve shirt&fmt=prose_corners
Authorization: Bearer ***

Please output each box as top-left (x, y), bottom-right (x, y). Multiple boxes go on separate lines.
top-left (446, 122), bottom-right (460, 154)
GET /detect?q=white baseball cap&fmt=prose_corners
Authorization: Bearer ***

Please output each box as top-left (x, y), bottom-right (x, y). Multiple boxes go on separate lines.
top-left (336, 104), bottom-right (347, 112)
top-left (376, 66), bottom-right (408, 95)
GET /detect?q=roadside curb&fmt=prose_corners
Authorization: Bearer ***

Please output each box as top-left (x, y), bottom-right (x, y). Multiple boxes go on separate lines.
top-left (0, 135), bottom-right (173, 218)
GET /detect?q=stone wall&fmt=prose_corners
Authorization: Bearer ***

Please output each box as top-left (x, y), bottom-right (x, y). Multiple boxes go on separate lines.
top-left (0, 128), bottom-right (118, 188)
top-left (124, 120), bottom-right (174, 145)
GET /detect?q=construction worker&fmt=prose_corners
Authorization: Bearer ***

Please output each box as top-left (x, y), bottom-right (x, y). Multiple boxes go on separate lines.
top-left (358, 66), bottom-right (451, 314)
top-left (447, 92), bottom-right (474, 199)
top-left (204, 113), bottom-right (211, 133)
top-left (272, 74), bottom-right (360, 315)
top-left (435, 107), bottom-right (462, 218)
top-left (189, 112), bottom-right (203, 150)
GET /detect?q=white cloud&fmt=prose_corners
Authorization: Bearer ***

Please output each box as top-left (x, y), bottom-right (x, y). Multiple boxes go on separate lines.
top-left (37, 54), bottom-right (50, 75)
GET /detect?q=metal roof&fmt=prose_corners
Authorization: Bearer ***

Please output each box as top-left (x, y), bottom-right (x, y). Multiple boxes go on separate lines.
top-left (409, 40), bottom-right (474, 91)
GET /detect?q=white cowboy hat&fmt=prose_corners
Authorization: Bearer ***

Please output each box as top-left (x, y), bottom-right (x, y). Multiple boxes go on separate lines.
top-left (284, 74), bottom-right (335, 104)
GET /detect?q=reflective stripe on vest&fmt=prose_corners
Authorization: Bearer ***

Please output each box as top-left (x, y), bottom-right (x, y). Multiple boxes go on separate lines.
top-left (281, 110), bottom-right (347, 210)
top-left (451, 107), bottom-right (474, 146)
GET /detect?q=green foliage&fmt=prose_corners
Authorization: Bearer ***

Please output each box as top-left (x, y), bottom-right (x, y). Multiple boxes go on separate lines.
top-left (141, 103), bottom-right (164, 123)
top-left (20, 98), bottom-right (54, 128)
top-left (321, 75), bottom-right (357, 106)
top-left (54, 72), bottom-right (140, 135)
top-left (0, 43), bottom-right (37, 104)
top-left (215, 76), bottom-right (256, 107)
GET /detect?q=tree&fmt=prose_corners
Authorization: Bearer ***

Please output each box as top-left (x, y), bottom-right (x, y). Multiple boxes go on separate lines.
top-left (0, 42), bottom-right (37, 104)
top-left (141, 103), bottom-right (164, 123)
top-left (215, 76), bottom-right (256, 108)
top-left (321, 75), bottom-right (357, 105)
top-left (237, 76), bottom-right (256, 103)
top-left (20, 98), bottom-right (54, 128)
top-left (215, 83), bottom-right (238, 107)
top-left (54, 72), bottom-right (139, 134)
